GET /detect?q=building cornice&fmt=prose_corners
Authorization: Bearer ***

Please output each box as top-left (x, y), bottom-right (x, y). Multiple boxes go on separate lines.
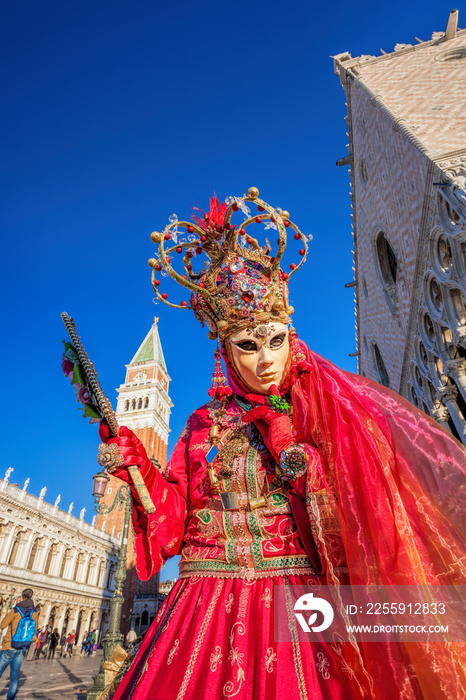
top-left (0, 482), bottom-right (120, 550)
top-left (0, 563), bottom-right (115, 602)
top-left (334, 28), bottom-right (466, 74)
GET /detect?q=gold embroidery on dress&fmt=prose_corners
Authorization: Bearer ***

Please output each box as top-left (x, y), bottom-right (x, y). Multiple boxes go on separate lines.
top-left (180, 420), bottom-right (315, 580)
top-left (176, 580), bottom-right (225, 700)
top-left (224, 621), bottom-right (246, 698)
top-left (189, 442), bottom-right (209, 453)
top-left (238, 586), bottom-right (249, 618)
top-left (210, 646), bottom-right (223, 672)
top-left (265, 647), bottom-right (277, 673)
top-left (180, 422), bottom-right (191, 439)
top-left (330, 633), bottom-right (367, 692)
top-left (160, 579), bottom-right (193, 635)
top-left (150, 515), bottom-right (167, 532)
top-left (167, 639), bottom-right (180, 666)
top-left (225, 593), bottom-right (234, 613)
top-left (161, 487), bottom-right (168, 503)
top-left (316, 651), bottom-right (330, 679)
top-left (284, 580), bottom-right (308, 700)
top-left (166, 536), bottom-right (178, 552)
top-left (261, 588), bottom-right (272, 608)
top-left (306, 489), bottom-right (340, 535)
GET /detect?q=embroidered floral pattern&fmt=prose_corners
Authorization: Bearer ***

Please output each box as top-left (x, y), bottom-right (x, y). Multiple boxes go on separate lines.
top-left (224, 622), bottom-right (246, 698)
top-left (176, 580), bottom-right (225, 700)
top-left (180, 443), bottom-right (315, 580)
top-left (210, 646), bottom-right (223, 672)
top-left (167, 639), bottom-right (180, 665)
top-left (166, 536), bottom-right (179, 551)
top-left (265, 647), bottom-right (277, 673)
top-left (261, 588), bottom-right (272, 608)
top-left (330, 637), bottom-right (360, 682)
top-left (225, 593), bottom-right (234, 613)
top-left (150, 515), bottom-right (167, 532)
top-left (189, 442), bottom-right (210, 453)
top-left (316, 651), bottom-right (330, 679)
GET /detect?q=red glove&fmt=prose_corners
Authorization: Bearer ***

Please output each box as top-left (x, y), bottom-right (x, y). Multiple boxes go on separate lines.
top-left (241, 385), bottom-right (295, 461)
top-left (98, 422), bottom-right (153, 482)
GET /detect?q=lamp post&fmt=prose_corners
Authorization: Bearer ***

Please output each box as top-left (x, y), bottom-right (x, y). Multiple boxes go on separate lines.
top-left (86, 472), bottom-right (131, 700)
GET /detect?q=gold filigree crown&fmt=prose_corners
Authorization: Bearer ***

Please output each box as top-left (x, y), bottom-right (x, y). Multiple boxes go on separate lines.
top-left (147, 186), bottom-right (310, 341)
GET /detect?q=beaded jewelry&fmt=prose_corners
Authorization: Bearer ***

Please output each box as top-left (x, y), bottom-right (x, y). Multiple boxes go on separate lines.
top-left (96, 443), bottom-right (124, 474)
top-left (275, 444), bottom-right (309, 481)
top-left (208, 346), bottom-right (232, 400)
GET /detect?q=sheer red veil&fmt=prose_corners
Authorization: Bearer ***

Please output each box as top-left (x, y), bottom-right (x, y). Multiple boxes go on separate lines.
top-left (222, 332), bottom-right (466, 700)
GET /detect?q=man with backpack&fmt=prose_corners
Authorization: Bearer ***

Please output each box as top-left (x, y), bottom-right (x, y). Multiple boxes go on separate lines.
top-left (0, 588), bottom-right (38, 700)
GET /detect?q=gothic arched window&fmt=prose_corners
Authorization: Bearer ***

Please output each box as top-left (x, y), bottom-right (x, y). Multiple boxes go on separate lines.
top-left (131, 399), bottom-right (136, 410)
top-left (375, 231), bottom-right (398, 310)
top-left (141, 610), bottom-right (149, 627)
top-left (373, 343), bottom-right (390, 387)
top-left (138, 397), bottom-right (143, 410)
top-left (144, 396), bottom-right (149, 409)
top-left (124, 400), bottom-right (129, 412)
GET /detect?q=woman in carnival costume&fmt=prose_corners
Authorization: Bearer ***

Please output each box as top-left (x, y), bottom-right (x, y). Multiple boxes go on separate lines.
top-left (98, 188), bottom-right (465, 699)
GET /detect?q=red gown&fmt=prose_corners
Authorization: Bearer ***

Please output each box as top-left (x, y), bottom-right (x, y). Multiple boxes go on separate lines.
top-left (109, 344), bottom-right (465, 700)
top-left (112, 397), bottom-right (366, 700)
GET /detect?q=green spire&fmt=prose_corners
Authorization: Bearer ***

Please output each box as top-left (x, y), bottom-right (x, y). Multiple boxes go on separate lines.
top-left (134, 333), bottom-right (154, 363)
top-left (130, 318), bottom-right (167, 371)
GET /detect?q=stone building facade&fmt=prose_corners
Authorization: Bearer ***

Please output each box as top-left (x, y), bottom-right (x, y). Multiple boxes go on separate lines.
top-left (0, 473), bottom-right (120, 642)
top-left (334, 9), bottom-right (466, 443)
top-left (96, 318), bottom-right (172, 635)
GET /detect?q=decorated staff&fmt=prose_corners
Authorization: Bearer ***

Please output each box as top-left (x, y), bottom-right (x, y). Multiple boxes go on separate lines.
top-left (61, 312), bottom-right (155, 514)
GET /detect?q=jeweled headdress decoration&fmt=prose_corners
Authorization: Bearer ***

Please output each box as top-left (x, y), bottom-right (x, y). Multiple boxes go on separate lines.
top-left (148, 186), bottom-right (310, 340)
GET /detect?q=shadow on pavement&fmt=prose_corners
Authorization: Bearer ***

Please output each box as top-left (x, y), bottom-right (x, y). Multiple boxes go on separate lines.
top-left (55, 657), bottom-right (86, 686)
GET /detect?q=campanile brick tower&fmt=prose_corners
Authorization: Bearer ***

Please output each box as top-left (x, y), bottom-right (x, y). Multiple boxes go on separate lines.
top-left (334, 10), bottom-right (466, 443)
top-left (96, 317), bottom-right (172, 634)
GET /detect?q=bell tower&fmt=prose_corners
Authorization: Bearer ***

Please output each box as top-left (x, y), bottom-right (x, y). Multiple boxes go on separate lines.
top-left (96, 317), bottom-right (173, 635)
top-left (115, 316), bottom-right (172, 465)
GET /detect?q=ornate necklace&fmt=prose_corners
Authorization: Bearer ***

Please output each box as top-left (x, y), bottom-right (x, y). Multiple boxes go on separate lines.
top-left (206, 395), bottom-right (284, 510)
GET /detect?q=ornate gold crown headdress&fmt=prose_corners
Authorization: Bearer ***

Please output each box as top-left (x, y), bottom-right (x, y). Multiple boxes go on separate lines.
top-left (148, 186), bottom-right (311, 341)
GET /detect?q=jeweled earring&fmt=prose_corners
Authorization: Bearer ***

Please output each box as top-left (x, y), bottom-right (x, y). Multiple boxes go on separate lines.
top-left (208, 346), bottom-right (232, 400)
top-left (289, 332), bottom-right (312, 376)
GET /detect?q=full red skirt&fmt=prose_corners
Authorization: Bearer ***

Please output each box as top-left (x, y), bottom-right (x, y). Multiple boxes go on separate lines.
top-left (111, 574), bottom-right (362, 700)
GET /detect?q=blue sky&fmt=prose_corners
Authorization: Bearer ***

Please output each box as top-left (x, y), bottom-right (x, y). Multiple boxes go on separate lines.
top-left (1, 0), bottom-right (454, 580)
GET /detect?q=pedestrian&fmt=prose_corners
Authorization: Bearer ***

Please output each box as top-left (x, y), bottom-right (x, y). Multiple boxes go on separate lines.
top-left (59, 631), bottom-right (66, 657)
top-left (33, 628), bottom-right (47, 660)
top-left (47, 628), bottom-right (59, 661)
top-left (0, 588), bottom-right (38, 700)
top-left (80, 630), bottom-right (88, 656)
top-left (65, 629), bottom-right (76, 657)
top-left (125, 628), bottom-right (137, 648)
top-left (86, 629), bottom-right (96, 656)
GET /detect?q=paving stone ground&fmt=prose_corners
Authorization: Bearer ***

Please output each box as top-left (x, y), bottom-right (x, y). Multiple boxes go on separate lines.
top-left (0, 649), bottom-right (102, 699)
